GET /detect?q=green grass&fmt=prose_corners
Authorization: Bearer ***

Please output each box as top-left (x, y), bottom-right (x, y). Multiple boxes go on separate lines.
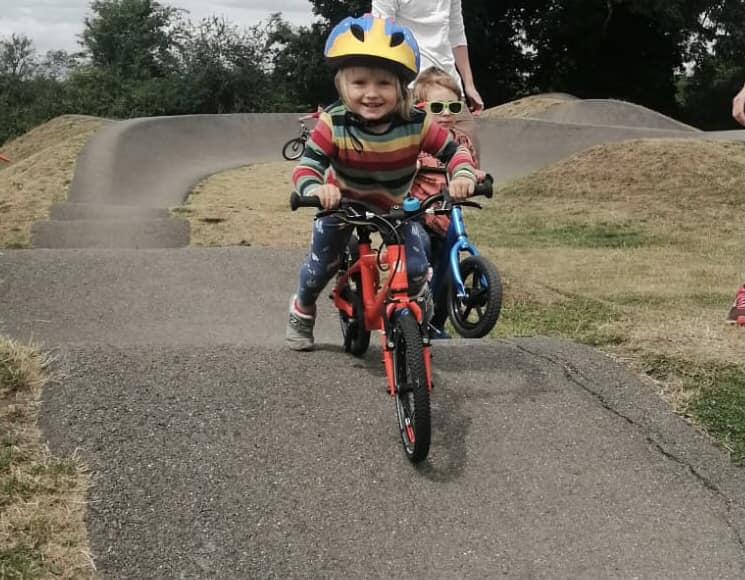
top-left (492, 292), bottom-right (627, 346)
top-left (469, 213), bottom-right (655, 249)
top-left (527, 222), bottom-right (649, 248)
top-left (641, 354), bottom-right (744, 463)
top-left (606, 292), bottom-right (732, 309)
top-left (0, 544), bottom-right (45, 579)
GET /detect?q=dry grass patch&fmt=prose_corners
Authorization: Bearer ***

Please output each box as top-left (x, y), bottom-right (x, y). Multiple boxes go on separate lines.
top-left (174, 161), bottom-right (312, 247)
top-left (0, 116), bottom-right (104, 248)
top-left (0, 336), bottom-right (95, 579)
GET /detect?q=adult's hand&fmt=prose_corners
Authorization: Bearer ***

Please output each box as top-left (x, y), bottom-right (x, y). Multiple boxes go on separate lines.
top-left (465, 84), bottom-right (484, 117)
top-left (733, 84), bottom-right (745, 126)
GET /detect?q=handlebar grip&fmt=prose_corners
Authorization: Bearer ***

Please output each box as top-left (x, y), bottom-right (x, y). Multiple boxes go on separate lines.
top-left (289, 192), bottom-right (322, 211)
top-left (473, 175), bottom-right (495, 199)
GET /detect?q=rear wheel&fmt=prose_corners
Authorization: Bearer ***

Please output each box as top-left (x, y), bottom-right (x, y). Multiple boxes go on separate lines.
top-left (281, 137), bottom-right (306, 160)
top-left (338, 237), bottom-right (370, 356)
top-left (448, 255), bottom-right (502, 338)
top-left (338, 276), bottom-right (370, 356)
top-left (392, 310), bottom-right (431, 463)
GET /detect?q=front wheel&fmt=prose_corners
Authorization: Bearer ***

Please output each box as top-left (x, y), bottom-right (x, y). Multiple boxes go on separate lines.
top-left (392, 310), bottom-right (431, 463)
top-left (281, 137), bottom-right (306, 160)
top-left (448, 255), bottom-right (502, 338)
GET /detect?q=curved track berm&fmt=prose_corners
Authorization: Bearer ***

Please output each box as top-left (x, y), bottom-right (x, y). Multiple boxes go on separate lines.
top-left (28, 99), bottom-right (744, 249)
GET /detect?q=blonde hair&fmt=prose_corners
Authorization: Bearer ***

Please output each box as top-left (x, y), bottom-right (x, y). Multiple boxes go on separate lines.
top-left (335, 66), bottom-right (414, 121)
top-left (413, 66), bottom-right (462, 102)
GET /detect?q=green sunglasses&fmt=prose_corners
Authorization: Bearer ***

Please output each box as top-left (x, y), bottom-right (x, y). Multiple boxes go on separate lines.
top-left (425, 100), bottom-right (465, 115)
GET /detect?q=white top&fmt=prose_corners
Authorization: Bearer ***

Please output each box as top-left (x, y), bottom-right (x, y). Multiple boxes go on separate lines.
top-left (371, 0), bottom-right (467, 87)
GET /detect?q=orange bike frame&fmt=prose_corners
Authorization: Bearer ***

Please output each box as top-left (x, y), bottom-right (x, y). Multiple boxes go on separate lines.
top-left (332, 239), bottom-right (433, 395)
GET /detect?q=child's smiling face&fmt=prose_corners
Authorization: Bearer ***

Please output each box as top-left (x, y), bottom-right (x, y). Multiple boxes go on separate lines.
top-left (341, 66), bottom-right (399, 122)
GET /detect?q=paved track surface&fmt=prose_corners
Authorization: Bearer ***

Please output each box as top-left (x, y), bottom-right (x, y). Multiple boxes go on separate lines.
top-left (2, 247), bottom-right (743, 578)
top-left (3, 98), bottom-right (744, 577)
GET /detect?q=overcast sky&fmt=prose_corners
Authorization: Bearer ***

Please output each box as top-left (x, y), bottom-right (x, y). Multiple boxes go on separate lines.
top-left (1, 0), bottom-right (318, 55)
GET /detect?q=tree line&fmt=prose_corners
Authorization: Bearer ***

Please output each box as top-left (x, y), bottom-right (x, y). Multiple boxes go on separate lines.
top-left (1, 0), bottom-right (743, 146)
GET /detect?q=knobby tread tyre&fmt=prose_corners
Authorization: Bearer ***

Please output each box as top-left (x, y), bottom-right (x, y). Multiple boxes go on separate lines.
top-left (448, 255), bottom-right (502, 338)
top-left (392, 311), bottom-right (431, 463)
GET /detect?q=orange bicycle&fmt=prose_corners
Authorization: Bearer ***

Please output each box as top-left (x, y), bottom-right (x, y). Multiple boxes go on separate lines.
top-left (290, 181), bottom-right (494, 463)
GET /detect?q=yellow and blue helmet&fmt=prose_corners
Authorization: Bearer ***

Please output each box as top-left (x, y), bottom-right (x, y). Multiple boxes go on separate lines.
top-left (324, 14), bottom-right (420, 83)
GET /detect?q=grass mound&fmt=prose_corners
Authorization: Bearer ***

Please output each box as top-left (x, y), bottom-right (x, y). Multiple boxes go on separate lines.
top-left (0, 115), bottom-right (104, 248)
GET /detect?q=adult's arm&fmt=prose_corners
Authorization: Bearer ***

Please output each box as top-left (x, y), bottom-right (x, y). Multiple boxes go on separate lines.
top-left (733, 83), bottom-right (745, 126)
top-left (449, 0), bottom-right (483, 115)
top-left (453, 46), bottom-right (483, 115)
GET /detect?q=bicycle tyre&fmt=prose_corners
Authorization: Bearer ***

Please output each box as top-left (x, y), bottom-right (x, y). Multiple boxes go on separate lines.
top-left (392, 310), bottom-right (431, 463)
top-left (338, 277), bottom-right (370, 356)
top-left (448, 255), bottom-right (502, 338)
top-left (282, 137), bottom-right (306, 160)
top-left (338, 238), bottom-right (370, 356)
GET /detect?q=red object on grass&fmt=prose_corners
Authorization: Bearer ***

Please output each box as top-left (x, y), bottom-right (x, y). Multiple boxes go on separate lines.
top-left (0, 153), bottom-right (10, 162)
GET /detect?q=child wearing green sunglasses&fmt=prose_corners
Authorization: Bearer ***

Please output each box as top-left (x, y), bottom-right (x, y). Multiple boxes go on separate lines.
top-left (412, 66), bottom-right (485, 239)
top-left (412, 66), bottom-right (486, 338)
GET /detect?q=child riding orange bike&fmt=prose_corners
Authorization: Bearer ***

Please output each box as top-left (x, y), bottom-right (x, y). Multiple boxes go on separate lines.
top-left (286, 14), bottom-right (478, 351)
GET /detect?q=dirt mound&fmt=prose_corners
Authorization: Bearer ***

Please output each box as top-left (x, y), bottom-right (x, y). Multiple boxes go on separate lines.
top-left (482, 93), bottom-right (576, 119)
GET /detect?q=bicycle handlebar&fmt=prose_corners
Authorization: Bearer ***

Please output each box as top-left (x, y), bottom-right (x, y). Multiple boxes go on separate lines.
top-left (472, 176), bottom-right (495, 199)
top-left (289, 175), bottom-right (495, 213)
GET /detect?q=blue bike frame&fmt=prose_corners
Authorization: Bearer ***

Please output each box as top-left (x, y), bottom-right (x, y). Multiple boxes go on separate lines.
top-left (430, 203), bottom-right (479, 302)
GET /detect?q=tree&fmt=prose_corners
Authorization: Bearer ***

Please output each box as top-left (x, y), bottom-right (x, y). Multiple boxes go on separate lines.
top-left (679, 0), bottom-right (745, 129)
top-left (522, 0), bottom-right (709, 116)
top-left (81, 0), bottom-right (186, 80)
top-left (179, 15), bottom-right (278, 113)
top-left (0, 34), bottom-right (68, 145)
top-left (309, 0), bottom-right (370, 25)
top-left (0, 34), bottom-right (37, 80)
top-left (271, 20), bottom-right (336, 110)
top-left (461, 2), bottom-right (540, 106)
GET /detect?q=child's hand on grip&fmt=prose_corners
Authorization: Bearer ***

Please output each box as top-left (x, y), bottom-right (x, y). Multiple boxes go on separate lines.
top-left (449, 177), bottom-right (475, 201)
top-left (316, 184), bottom-right (342, 209)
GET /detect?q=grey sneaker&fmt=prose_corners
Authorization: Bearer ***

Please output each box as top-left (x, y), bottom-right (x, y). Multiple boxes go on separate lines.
top-left (286, 295), bottom-right (315, 351)
top-left (413, 283), bottom-right (434, 326)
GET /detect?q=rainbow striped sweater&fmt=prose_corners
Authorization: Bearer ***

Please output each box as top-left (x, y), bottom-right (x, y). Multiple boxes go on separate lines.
top-left (292, 101), bottom-right (476, 209)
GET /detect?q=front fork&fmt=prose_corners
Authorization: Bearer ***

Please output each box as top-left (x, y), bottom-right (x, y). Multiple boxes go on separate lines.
top-left (431, 206), bottom-right (479, 301)
top-left (381, 306), bottom-right (433, 396)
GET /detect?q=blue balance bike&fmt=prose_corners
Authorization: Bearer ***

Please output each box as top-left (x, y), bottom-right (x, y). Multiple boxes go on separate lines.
top-left (425, 168), bottom-right (502, 338)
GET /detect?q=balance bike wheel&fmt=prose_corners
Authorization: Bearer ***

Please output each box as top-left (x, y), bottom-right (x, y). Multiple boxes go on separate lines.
top-left (448, 255), bottom-right (502, 338)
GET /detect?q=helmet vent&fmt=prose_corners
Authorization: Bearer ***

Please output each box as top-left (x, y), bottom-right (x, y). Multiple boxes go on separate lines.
top-left (351, 24), bottom-right (365, 42)
top-left (390, 32), bottom-right (405, 47)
